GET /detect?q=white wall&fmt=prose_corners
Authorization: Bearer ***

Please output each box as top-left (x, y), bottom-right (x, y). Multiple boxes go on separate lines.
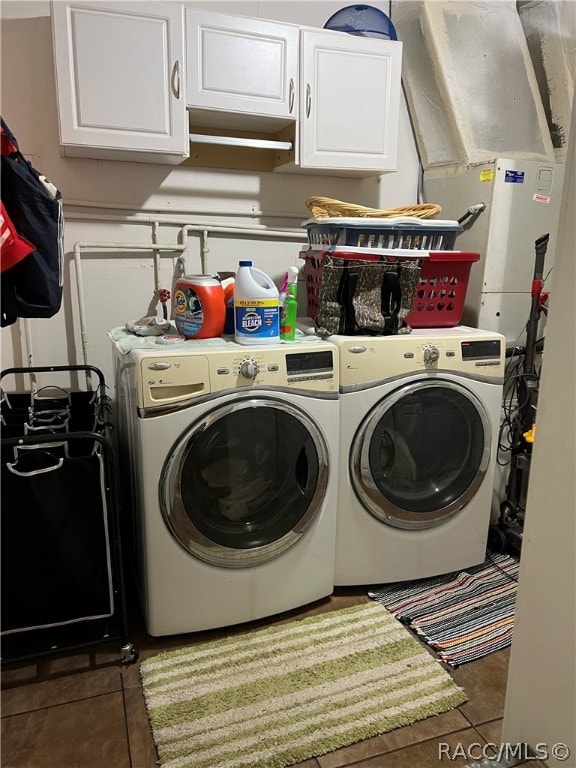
top-left (0, 1), bottom-right (420, 387)
top-left (502, 106), bottom-right (575, 767)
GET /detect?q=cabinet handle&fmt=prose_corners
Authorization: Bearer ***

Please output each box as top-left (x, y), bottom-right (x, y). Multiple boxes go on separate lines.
top-left (289, 78), bottom-right (295, 114)
top-left (306, 83), bottom-right (311, 118)
top-left (171, 60), bottom-right (181, 100)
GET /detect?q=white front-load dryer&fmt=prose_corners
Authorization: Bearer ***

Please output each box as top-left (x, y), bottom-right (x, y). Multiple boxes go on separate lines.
top-left (112, 334), bottom-right (339, 636)
top-left (329, 326), bottom-right (505, 586)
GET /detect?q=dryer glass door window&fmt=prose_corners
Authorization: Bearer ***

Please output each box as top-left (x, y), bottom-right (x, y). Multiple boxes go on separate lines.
top-left (351, 380), bottom-right (491, 529)
top-left (160, 398), bottom-right (329, 566)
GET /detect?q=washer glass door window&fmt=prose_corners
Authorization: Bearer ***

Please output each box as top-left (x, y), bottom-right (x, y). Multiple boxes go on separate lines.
top-left (351, 380), bottom-right (491, 529)
top-left (160, 397), bottom-right (328, 566)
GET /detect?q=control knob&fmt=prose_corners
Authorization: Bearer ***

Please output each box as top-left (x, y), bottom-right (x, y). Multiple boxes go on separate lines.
top-left (423, 345), bottom-right (440, 365)
top-left (239, 358), bottom-right (259, 379)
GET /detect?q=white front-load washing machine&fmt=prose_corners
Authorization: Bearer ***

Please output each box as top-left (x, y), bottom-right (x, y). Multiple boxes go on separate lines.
top-left (329, 326), bottom-right (505, 586)
top-left (111, 332), bottom-right (339, 636)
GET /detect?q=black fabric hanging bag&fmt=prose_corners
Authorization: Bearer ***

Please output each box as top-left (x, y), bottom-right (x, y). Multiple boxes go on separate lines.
top-left (1, 448), bottom-right (115, 633)
top-left (314, 256), bottom-right (421, 337)
top-left (1, 117), bottom-right (64, 326)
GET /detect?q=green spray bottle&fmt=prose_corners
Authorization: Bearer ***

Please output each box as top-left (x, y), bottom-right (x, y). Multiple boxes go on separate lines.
top-left (280, 266), bottom-right (299, 341)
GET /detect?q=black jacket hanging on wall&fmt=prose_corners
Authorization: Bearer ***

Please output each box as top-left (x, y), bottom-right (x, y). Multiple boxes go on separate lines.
top-left (1, 117), bottom-right (64, 327)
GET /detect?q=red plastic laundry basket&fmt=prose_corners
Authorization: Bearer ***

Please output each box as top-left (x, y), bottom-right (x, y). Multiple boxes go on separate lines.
top-left (405, 251), bottom-right (480, 328)
top-left (302, 249), bottom-right (479, 328)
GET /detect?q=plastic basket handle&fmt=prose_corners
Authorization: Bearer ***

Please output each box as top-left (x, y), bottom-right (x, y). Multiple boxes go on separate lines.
top-left (7, 451), bottom-right (64, 476)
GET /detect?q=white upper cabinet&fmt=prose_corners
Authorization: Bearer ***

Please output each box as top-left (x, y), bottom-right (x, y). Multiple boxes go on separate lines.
top-left (186, 9), bottom-right (299, 130)
top-left (298, 29), bottom-right (402, 173)
top-left (51, 1), bottom-right (189, 162)
top-left (50, 3), bottom-right (402, 173)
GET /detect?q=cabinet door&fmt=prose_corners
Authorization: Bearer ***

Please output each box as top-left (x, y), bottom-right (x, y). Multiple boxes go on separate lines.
top-left (52, 1), bottom-right (188, 159)
top-left (299, 30), bottom-right (402, 172)
top-left (186, 9), bottom-right (298, 127)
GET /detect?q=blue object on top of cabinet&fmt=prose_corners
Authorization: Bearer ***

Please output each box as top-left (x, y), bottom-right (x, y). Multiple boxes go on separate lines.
top-left (324, 5), bottom-right (397, 40)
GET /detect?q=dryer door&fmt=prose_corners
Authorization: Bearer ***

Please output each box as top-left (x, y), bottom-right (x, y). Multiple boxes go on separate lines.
top-left (351, 380), bottom-right (491, 529)
top-left (159, 396), bottom-right (329, 566)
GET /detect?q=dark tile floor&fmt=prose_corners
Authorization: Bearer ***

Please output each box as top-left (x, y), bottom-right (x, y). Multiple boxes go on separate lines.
top-left (1, 586), bottom-right (542, 768)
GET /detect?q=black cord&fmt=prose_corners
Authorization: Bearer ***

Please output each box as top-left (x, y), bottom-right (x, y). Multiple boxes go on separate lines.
top-left (486, 551), bottom-right (519, 583)
top-left (498, 356), bottom-right (526, 460)
top-left (500, 314), bottom-right (543, 462)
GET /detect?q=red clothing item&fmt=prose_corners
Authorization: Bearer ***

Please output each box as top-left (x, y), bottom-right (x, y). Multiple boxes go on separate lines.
top-left (0, 200), bottom-right (34, 272)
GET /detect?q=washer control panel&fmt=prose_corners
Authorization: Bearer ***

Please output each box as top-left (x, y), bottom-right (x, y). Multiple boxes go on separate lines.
top-left (129, 342), bottom-right (339, 409)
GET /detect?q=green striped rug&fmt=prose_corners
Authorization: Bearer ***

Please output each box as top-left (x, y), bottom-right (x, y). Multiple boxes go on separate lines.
top-left (140, 602), bottom-right (468, 768)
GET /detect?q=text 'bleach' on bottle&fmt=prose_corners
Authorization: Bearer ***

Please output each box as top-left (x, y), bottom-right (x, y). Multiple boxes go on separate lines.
top-left (234, 261), bottom-right (280, 345)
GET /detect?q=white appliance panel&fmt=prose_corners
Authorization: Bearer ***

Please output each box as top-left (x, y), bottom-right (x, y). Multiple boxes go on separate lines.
top-left (112, 332), bottom-right (340, 636)
top-left (329, 326), bottom-right (505, 585)
top-left (424, 159), bottom-right (565, 342)
top-left (135, 393), bottom-right (338, 635)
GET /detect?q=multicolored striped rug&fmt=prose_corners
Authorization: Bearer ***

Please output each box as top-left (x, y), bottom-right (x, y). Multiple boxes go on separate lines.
top-left (140, 602), bottom-right (467, 768)
top-left (369, 553), bottom-right (519, 667)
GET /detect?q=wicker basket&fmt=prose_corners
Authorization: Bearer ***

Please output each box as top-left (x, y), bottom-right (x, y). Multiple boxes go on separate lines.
top-left (306, 196), bottom-right (442, 219)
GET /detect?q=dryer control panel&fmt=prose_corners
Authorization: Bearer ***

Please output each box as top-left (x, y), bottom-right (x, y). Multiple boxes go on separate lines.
top-left (334, 327), bottom-right (505, 388)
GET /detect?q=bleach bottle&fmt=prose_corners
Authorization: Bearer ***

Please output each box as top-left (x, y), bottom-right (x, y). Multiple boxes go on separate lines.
top-left (234, 261), bottom-right (280, 345)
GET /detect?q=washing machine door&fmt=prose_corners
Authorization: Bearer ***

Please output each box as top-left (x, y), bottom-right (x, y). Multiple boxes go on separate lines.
top-left (159, 396), bottom-right (329, 566)
top-left (351, 379), bottom-right (491, 529)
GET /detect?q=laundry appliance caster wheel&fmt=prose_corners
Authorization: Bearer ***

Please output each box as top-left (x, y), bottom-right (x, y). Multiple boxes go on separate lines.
top-left (121, 643), bottom-right (139, 663)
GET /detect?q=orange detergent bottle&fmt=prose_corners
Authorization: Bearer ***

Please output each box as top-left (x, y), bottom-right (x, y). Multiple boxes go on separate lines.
top-left (173, 275), bottom-right (225, 339)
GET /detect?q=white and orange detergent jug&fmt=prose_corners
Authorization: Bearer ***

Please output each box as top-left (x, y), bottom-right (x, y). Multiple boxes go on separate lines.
top-left (173, 275), bottom-right (226, 339)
